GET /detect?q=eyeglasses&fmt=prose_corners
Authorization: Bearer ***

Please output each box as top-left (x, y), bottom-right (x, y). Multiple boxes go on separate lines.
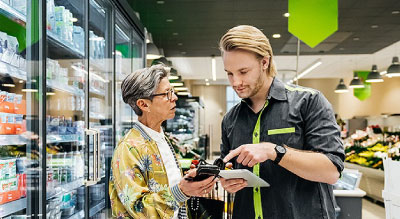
top-left (150, 89), bottom-right (175, 100)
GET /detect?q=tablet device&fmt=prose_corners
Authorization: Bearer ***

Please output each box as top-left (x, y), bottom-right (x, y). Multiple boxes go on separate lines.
top-left (219, 169), bottom-right (270, 187)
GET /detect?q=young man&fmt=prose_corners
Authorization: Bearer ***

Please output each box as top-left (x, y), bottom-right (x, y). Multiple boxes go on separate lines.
top-left (219, 25), bottom-right (344, 219)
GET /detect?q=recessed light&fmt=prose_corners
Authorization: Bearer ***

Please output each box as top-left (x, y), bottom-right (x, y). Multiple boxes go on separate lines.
top-left (371, 25), bottom-right (379, 28)
top-left (272, 34), bottom-right (281, 38)
top-left (353, 37), bottom-right (360, 41)
top-left (205, 79), bottom-right (209, 82)
top-left (206, 82), bottom-right (210, 86)
top-left (392, 11), bottom-right (399, 14)
top-left (157, 1), bottom-right (164, 4)
top-left (166, 19), bottom-right (173, 22)
top-left (339, 48), bottom-right (345, 50)
top-left (181, 51), bottom-right (186, 55)
top-left (283, 13), bottom-right (290, 17)
top-left (178, 43), bottom-right (183, 46)
top-left (173, 32), bottom-right (179, 36)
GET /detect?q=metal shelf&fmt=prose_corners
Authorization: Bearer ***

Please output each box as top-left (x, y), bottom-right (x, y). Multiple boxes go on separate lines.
top-left (47, 178), bottom-right (84, 200)
top-left (0, 1), bottom-right (26, 23)
top-left (0, 60), bottom-right (27, 80)
top-left (47, 31), bottom-right (85, 59)
top-left (63, 199), bottom-right (105, 219)
top-left (47, 134), bottom-right (84, 144)
top-left (89, 87), bottom-right (105, 97)
top-left (0, 135), bottom-right (27, 146)
top-left (89, 199), bottom-right (105, 217)
top-left (89, 112), bottom-right (106, 120)
top-left (47, 80), bottom-right (84, 97)
top-left (66, 209), bottom-right (84, 219)
top-left (0, 198), bottom-right (27, 217)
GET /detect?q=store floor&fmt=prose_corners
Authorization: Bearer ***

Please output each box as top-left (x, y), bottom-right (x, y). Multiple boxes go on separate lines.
top-left (362, 198), bottom-right (385, 219)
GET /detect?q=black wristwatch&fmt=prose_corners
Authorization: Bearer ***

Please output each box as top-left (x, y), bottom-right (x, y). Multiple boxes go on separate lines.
top-left (273, 144), bottom-right (286, 164)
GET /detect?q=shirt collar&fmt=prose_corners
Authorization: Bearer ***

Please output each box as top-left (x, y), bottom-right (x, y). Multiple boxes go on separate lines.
top-left (267, 77), bottom-right (287, 101)
top-left (241, 77), bottom-right (287, 106)
top-left (137, 120), bottom-right (165, 141)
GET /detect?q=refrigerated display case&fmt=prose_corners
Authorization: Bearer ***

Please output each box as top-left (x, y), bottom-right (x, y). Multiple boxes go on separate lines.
top-left (0, 0), bottom-right (145, 218)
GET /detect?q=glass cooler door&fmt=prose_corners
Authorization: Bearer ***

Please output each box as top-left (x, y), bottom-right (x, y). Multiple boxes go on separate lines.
top-left (45, 0), bottom-right (87, 218)
top-left (87, 0), bottom-right (113, 217)
top-left (0, 0), bottom-right (43, 218)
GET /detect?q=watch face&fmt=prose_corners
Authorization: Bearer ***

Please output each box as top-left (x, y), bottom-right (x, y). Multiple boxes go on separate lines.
top-left (276, 145), bottom-right (286, 153)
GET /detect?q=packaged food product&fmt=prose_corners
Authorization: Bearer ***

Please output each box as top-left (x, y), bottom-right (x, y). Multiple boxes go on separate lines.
top-left (15, 114), bottom-right (23, 134)
top-left (12, 0), bottom-right (27, 15)
top-left (0, 158), bottom-right (16, 180)
top-left (5, 113), bottom-right (15, 134)
top-left (0, 113), bottom-right (7, 134)
top-left (0, 93), bottom-right (15, 113)
top-left (14, 94), bottom-right (23, 114)
top-left (14, 99), bottom-right (26, 115)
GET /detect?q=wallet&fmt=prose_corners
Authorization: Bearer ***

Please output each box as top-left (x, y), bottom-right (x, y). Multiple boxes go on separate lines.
top-left (185, 159), bottom-right (224, 181)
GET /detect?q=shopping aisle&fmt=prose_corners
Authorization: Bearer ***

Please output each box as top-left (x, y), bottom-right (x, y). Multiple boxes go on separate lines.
top-left (362, 198), bottom-right (385, 219)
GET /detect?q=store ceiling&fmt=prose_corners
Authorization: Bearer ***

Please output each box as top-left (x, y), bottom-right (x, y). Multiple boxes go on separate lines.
top-left (131, 0), bottom-right (400, 57)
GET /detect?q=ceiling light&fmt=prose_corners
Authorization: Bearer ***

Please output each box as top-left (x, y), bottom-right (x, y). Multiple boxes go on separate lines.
top-left (211, 56), bottom-right (216, 81)
top-left (353, 37), bottom-right (360, 41)
top-left (392, 11), bottom-right (399, 14)
top-left (339, 48), bottom-right (345, 51)
top-left (380, 71), bottom-right (387, 75)
top-left (173, 33), bottom-right (179, 36)
top-left (146, 43), bottom-right (162, 59)
top-left (181, 51), bottom-right (186, 55)
top-left (168, 68), bottom-right (179, 80)
top-left (171, 82), bottom-right (184, 87)
top-left (71, 18), bottom-right (78, 22)
top-left (272, 34), bottom-right (281, 38)
top-left (293, 59), bottom-right (322, 81)
top-left (205, 79), bottom-right (209, 82)
top-left (283, 13), bottom-right (290, 17)
top-left (387, 57), bottom-right (400, 77)
top-left (335, 79), bottom-right (349, 93)
top-left (168, 75), bottom-right (179, 80)
top-left (22, 88), bottom-right (38, 93)
top-left (146, 39), bottom-right (151, 43)
top-left (2, 83), bottom-right (15, 87)
top-left (166, 19), bottom-right (173, 22)
top-left (206, 82), bottom-right (210, 86)
top-left (349, 72), bottom-right (364, 88)
top-left (177, 92), bottom-right (190, 96)
top-left (46, 92), bottom-right (56, 96)
top-left (178, 43), bottom-right (183, 46)
top-left (174, 87), bottom-right (188, 91)
top-left (19, 80), bottom-right (24, 83)
top-left (157, 1), bottom-right (165, 4)
top-left (366, 65), bottom-right (384, 83)
top-left (371, 25), bottom-right (379, 28)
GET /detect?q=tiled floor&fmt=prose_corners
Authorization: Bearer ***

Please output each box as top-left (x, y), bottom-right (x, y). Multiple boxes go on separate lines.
top-left (362, 198), bottom-right (385, 219)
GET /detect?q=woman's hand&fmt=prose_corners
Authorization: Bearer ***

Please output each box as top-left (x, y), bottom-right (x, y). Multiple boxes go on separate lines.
top-left (219, 177), bottom-right (247, 193)
top-left (178, 168), bottom-right (217, 197)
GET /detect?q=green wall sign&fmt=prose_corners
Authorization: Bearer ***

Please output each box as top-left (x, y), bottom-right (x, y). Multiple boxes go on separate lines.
top-left (353, 71), bottom-right (371, 101)
top-left (288, 0), bottom-right (338, 48)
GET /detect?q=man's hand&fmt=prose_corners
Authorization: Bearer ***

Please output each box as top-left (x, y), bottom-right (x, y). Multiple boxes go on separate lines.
top-left (219, 178), bottom-right (247, 193)
top-left (179, 168), bottom-right (217, 197)
top-left (223, 142), bottom-right (277, 167)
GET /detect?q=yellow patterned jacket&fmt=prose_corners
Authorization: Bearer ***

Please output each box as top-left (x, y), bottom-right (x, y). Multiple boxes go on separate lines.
top-left (109, 123), bottom-right (188, 218)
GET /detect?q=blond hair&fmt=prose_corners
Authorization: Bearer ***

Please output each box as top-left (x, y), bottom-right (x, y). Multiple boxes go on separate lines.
top-left (219, 25), bottom-right (277, 77)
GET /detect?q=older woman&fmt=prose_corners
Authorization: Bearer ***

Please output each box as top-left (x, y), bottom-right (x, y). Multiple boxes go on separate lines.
top-left (109, 65), bottom-right (216, 218)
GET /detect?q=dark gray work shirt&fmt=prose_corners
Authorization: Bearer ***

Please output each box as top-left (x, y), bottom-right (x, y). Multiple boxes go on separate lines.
top-left (220, 78), bottom-right (344, 219)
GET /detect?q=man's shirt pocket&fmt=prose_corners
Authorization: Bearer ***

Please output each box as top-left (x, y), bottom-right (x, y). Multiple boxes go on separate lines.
top-left (267, 127), bottom-right (295, 135)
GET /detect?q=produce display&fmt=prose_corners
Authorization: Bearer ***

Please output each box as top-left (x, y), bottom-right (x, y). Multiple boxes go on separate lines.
top-left (344, 126), bottom-right (400, 170)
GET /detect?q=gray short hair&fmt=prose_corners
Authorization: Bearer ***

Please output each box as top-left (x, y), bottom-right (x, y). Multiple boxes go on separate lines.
top-left (121, 64), bottom-right (168, 116)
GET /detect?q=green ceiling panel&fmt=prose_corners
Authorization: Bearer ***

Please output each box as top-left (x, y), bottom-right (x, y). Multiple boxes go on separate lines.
top-left (288, 0), bottom-right (338, 48)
